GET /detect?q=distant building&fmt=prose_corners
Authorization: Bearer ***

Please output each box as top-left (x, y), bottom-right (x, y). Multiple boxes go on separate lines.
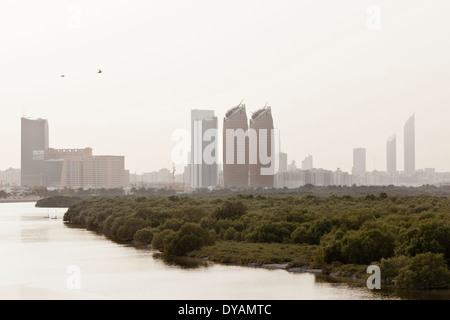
top-left (333, 168), bottom-right (350, 186)
top-left (61, 155), bottom-right (126, 189)
top-left (249, 106), bottom-right (275, 188)
top-left (386, 134), bottom-right (397, 174)
top-left (0, 168), bottom-right (21, 187)
top-left (352, 148), bottom-right (366, 177)
top-left (404, 114), bottom-right (416, 175)
top-left (21, 117), bottom-right (128, 189)
top-left (47, 147), bottom-right (93, 160)
top-left (288, 160), bottom-right (297, 172)
top-left (44, 148), bottom-right (126, 189)
top-left (301, 155), bottom-right (313, 170)
top-left (223, 102), bottom-right (249, 188)
top-left (278, 152), bottom-right (288, 173)
top-left (21, 117), bottom-right (49, 187)
top-left (190, 110), bottom-right (218, 189)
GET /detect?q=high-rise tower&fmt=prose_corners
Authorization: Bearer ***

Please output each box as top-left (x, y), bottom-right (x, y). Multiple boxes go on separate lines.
top-left (352, 148), bottom-right (366, 177)
top-left (404, 114), bottom-right (416, 175)
top-left (21, 117), bottom-right (49, 187)
top-left (386, 134), bottom-right (397, 174)
top-left (190, 110), bottom-right (218, 189)
top-left (223, 102), bottom-right (249, 188)
top-left (249, 106), bottom-right (275, 188)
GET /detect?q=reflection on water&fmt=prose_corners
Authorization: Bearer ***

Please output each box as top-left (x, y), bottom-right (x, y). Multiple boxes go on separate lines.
top-left (0, 202), bottom-right (449, 300)
top-left (21, 227), bottom-right (49, 243)
top-left (152, 252), bottom-right (209, 269)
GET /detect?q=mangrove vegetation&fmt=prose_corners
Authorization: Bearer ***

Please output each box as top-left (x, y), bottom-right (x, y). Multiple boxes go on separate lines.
top-left (61, 190), bottom-right (450, 290)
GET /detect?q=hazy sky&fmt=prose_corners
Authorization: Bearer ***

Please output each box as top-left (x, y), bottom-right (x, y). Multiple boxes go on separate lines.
top-left (1, 0), bottom-right (449, 174)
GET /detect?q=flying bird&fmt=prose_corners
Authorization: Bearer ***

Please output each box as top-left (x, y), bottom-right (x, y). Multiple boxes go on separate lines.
top-left (97, 69), bottom-right (102, 74)
top-left (60, 75), bottom-right (66, 78)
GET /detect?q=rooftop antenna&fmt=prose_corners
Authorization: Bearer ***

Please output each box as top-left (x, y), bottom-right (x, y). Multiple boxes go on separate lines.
top-left (237, 99), bottom-right (244, 108)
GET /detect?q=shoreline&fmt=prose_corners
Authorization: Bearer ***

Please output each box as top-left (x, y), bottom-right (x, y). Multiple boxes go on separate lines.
top-left (125, 239), bottom-right (328, 276)
top-left (0, 199), bottom-right (39, 203)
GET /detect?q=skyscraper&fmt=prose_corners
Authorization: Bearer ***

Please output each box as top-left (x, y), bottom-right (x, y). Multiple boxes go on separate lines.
top-left (249, 106), bottom-right (275, 188)
top-left (301, 155), bottom-right (313, 170)
top-left (278, 152), bottom-right (288, 173)
top-left (223, 102), bottom-right (249, 188)
top-left (21, 117), bottom-right (49, 187)
top-left (352, 148), bottom-right (366, 176)
top-left (190, 110), bottom-right (218, 189)
top-left (404, 114), bottom-right (416, 175)
top-left (386, 134), bottom-right (397, 174)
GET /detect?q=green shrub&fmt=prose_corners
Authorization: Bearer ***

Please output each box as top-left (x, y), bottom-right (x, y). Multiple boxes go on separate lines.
top-left (214, 200), bottom-right (247, 220)
top-left (246, 222), bottom-right (292, 243)
top-left (379, 255), bottom-right (411, 284)
top-left (134, 228), bottom-right (154, 244)
top-left (116, 217), bottom-right (147, 240)
top-left (223, 227), bottom-right (237, 241)
top-left (395, 253), bottom-right (450, 289)
top-left (110, 216), bottom-right (125, 239)
top-left (291, 219), bottom-right (333, 245)
top-left (152, 229), bottom-right (176, 251)
top-left (398, 220), bottom-right (450, 263)
top-left (164, 222), bottom-right (216, 256)
top-left (340, 228), bottom-right (395, 264)
top-left (161, 218), bottom-right (184, 231)
top-left (315, 230), bottom-right (345, 265)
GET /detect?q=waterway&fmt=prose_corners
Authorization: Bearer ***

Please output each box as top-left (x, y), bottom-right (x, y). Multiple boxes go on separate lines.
top-left (1, 202), bottom-right (448, 300)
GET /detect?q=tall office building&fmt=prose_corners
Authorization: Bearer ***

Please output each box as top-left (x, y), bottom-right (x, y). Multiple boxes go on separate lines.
top-left (386, 134), bottom-right (397, 174)
top-left (249, 106), bottom-right (274, 188)
top-left (190, 110), bottom-right (218, 189)
top-left (301, 155), bottom-right (313, 170)
top-left (352, 148), bottom-right (366, 176)
top-left (278, 152), bottom-right (288, 173)
top-left (404, 114), bottom-right (416, 175)
top-left (223, 102), bottom-right (249, 188)
top-left (21, 117), bottom-right (49, 187)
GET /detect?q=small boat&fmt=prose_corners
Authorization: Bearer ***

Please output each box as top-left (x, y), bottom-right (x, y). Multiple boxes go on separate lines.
top-left (51, 216), bottom-right (57, 220)
top-left (44, 214), bottom-right (50, 219)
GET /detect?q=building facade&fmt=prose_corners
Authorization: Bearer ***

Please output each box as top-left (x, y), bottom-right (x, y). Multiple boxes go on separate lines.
top-left (190, 110), bottom-right (218, 189)
top-left (301, 155), bottom-right (313, 170)
top-left (352, 148), bottom-right (367, 177)
top-left (0, 168), bottom-right (21, 187)
top-left (404, 114), bottom-right (416, 175)
top-left (56, 153), bottom-right (126, 189)
top-left (223, 103), bottom-right (249, 188)
top-left (21, 118), bottom-right (127, 189)
top-left (21, 117), bottom-right (49, 187)
top-left (249, 106), bottom-right (275, 188)
top-left (386, 134), bottom-right (397, 174)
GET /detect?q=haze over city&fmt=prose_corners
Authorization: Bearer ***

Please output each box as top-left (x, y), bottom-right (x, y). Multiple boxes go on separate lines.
top-left (1, 1), bottom-right (450, 304)
top-left (1, 0), bottom-right (450, 174)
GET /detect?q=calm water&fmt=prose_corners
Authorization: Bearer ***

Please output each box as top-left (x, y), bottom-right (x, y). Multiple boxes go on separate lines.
top-left (0, 202), bottom-right (448, 300)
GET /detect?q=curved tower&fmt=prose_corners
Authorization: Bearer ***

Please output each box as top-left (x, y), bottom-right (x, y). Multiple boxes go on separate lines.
top-left (249, 106), bottom-right (274, 188)
top-left (223, 102), bottom-right (249, 188)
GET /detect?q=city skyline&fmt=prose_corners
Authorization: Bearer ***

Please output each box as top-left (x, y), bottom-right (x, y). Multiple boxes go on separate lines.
top-left (1, 1), bottom-right (450, 303)
top-left (1, 1), bottom-right (450, 174)
top-left (14, 111), bottom-right (444, 179)
top-left (20, 117), bottom-right (128, 189)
